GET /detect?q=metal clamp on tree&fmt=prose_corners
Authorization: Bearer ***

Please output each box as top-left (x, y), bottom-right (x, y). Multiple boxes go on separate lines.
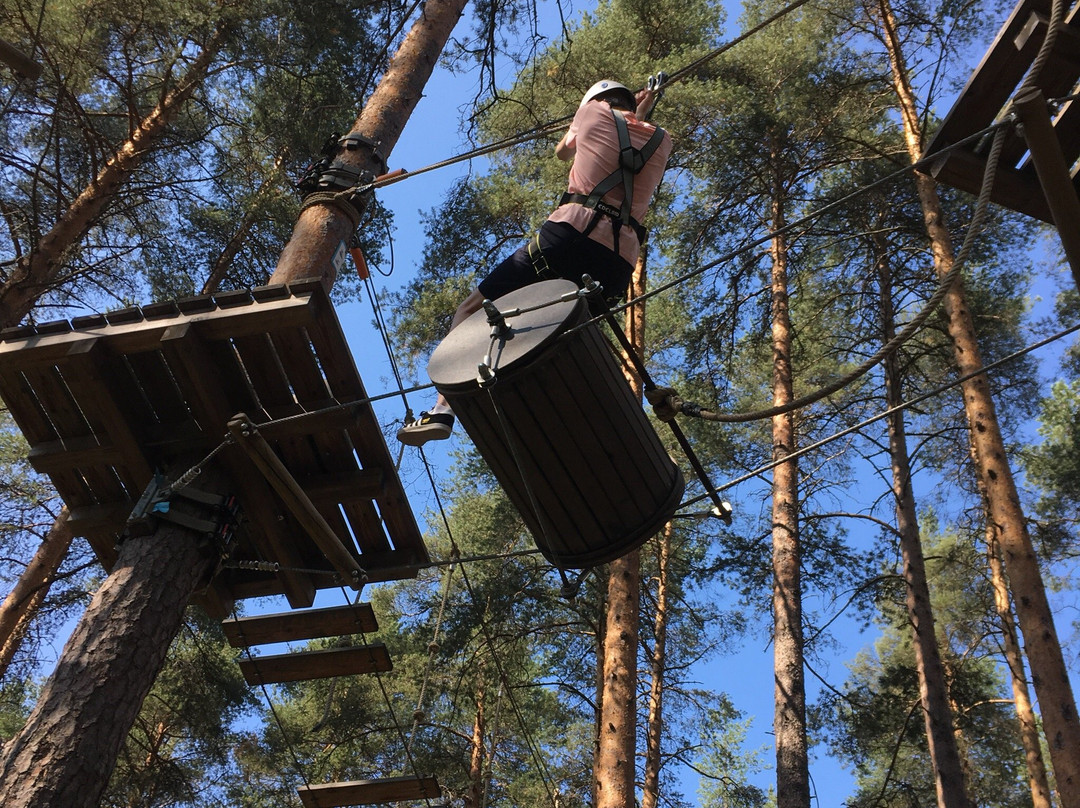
top-left (125, 471), bottom-right (241, 556)
top-left (296, 132), bottom-right (387, 226)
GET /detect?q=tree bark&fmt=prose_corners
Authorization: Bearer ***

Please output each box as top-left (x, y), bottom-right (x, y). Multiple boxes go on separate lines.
top-left (986, 526), bottom-right (1053, 808)
top-left (0, 466), bottom-right (224, 808)
top-left (641, 521), bottom-right (672, 808)
top-left (0, 509), bottom-right (73, 680)
top-left (874, 0), bottom-right (1080, 800)
top-left (595, 252), bottom-right (648, 808)
top-left (0, 26), bottom-right (227, 328)
top-left (271, 0), bottom-right (469, 289)
top-left (465, 671), bottom-right (486, 808)
top-left (877, 242), bottom-right (971, 808)
top-left (769, 161), bottom-right (809, 808)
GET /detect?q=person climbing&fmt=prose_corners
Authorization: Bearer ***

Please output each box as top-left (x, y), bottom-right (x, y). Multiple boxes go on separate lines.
top-left (398, 78), bottom-right (672, 446)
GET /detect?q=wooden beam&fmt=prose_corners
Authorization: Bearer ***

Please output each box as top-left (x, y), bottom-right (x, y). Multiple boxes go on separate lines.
top-left (300, 469), bottom-right (386, 503)
top-left (297, 776), bottom-right (440, 808)
top-left (227, 414), bottom-right (365, 588)
top-left (0, 290), bottom-right (321, 371)
top-left (222, 603), bottom-right (377, 647)
top-left (237, 643), bottom-right (392, 685)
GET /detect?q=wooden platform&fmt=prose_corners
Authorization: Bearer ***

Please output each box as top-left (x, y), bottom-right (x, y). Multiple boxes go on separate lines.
top-left (921, 0), bottom-right (1080, 222)
top-left (0, 281), bottom-right (428, 609)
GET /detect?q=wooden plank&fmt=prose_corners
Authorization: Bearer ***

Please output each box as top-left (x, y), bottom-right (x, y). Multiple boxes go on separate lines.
top-left (123, 350), bottom-right (195, 429)
top-left (221, 603), bottom-right (378, 647)
top-left (303, 302), bottom-right (421, 562)
top-left (161, 322), bottom-right (315, 608)
top-left (55, 339), bottom-right (153, 496)
top-left (928, 148), bottom-right (1053, 222)
top-left (237, 643), bottom-right (391, 685)
top-left (27, 436), bottom-right (124, 473)
top-left (297, 776), bottom-right (440, 808)
top-left (268, 325), bottom-right (387, 556)
top-left (300, 469), bottom-right (386, 502)
top-left (0, 291), bottom-right (321, 371)
top-left (20, 363), bottom-right (129, 507)
top-left (924, 0), bottom-right (1051, 157)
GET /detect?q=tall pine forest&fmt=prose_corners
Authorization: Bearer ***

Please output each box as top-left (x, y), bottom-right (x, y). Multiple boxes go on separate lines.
top-left (2, 0), bottom-right (1078, 806)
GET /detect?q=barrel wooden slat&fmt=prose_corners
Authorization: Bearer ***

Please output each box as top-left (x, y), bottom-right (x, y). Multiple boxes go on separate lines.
top-left (428, 280), bottom-right (683, 568)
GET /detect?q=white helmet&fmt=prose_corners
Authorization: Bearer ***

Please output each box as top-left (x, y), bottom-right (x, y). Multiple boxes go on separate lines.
top-left (579, 79), bottom-right (635, 110)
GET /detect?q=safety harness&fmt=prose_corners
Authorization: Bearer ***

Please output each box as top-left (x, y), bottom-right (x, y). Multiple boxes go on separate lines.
top-left (558, 108), bottom-right (666, 258)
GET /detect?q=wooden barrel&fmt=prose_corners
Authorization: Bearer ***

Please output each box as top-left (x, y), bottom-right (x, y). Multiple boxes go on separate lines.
top-left (427, 279), bottom-right (684, 568)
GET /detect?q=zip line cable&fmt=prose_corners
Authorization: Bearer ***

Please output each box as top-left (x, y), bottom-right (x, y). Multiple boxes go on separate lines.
top-left (339, 0), bottom-right (826, 199)
top-left (414, 445), bottom-right (561, 807)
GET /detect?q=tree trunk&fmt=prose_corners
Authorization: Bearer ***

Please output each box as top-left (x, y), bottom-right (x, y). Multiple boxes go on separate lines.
top-left (0, 465), bottom-right (225, 808)
top-left (271, 0), bottom-right (469, 289)
top-left (0, 509), bottom-right (73, 680)
top-left (0, 26), bottom-right (227, 329)
top-left (986, 526), bottom-right (1053, 808)
top-left (877, 243), bottom-right (971, 808)
top-left (768, 163), bottom-right (809, 808)
top-left (465, 672), bottom-right (486, 808)
top-left (875, 0), bottom-right (1080, 799)
top-left (641, 521), bottom-right (672, 808)
top-left (595, 252), bottom-right (648, 808)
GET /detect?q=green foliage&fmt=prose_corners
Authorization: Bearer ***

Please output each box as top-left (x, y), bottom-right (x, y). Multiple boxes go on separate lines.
top-left (814, 527), bottom-right (1030, 807)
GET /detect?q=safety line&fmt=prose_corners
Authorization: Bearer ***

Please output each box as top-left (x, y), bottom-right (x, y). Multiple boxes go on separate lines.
top-left (675, 319), bottom-right (1080, 510)
top-left (415, 446), bottom-right (561, 807)
top-left (407, 554), bottom-right (458, 755)
top-left (332, 583), bottom-right (444, 808)
top-left (336, 0), bottom-right (827, 199)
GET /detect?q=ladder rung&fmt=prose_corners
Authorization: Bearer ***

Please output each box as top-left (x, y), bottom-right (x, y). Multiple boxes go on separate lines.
top-left (222, 603), bottom-right (378, 647)
top-left (298, 776), bottom-right (440, 808)
top-left (237, 643), bottom-right (391, 685)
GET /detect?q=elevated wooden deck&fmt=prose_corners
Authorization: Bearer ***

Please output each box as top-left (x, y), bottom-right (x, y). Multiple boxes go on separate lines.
top-left (921, 0), bottom-right (1080, 222)
top-left (0, 281), bottom-right (428, 610)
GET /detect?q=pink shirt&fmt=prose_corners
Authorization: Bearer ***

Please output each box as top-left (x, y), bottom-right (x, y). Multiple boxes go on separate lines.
top-left (547, 100), bottom-right (672, 268)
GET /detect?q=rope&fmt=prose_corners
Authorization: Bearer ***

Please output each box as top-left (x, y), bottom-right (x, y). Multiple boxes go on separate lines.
top-left (414, 446), bottom-right (561, 807)
top-left (325, 0), bottom-right (826, 202)
top-left (224, 604), bottom-right (316, 793)
top-left (332, 583), bottom-right (443, 808)
top-left (673, 320), bottom-right (1080, 509)
top-left (650, 0), bottom-right (1065, 426)
top-left (620, 119), bottom-right (1011, 424)
top-left (407, 551), bottom-right (458, 754)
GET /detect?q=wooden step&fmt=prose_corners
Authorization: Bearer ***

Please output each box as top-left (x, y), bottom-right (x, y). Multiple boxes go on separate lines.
top-left (237, 643), bottom-right (391, 685)
top-left (222, 604), bottom-right (378, 647)
top-left (297, 776), bottom-right (440, 808)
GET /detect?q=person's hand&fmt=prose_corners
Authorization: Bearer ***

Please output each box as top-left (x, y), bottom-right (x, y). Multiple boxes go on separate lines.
top-left (635, 88), bottom-right (658, 119)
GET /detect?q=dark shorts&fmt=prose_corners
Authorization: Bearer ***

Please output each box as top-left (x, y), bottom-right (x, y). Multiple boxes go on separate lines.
top-left (477, 220), bottom-right (634, 304)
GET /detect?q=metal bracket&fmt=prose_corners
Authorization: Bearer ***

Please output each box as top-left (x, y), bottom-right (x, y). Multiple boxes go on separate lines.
top-left (125, 471), bottom-right (241, 547)
top-left (297, 132), bottom-right (385, 199)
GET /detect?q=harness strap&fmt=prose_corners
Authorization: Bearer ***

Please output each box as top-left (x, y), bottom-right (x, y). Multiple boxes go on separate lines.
top-left (558, 108), bottom-right (665, 256)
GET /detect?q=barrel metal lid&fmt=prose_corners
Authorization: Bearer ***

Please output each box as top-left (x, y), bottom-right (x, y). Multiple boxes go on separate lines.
top-left (428, 279), bottom-right (587, 389)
